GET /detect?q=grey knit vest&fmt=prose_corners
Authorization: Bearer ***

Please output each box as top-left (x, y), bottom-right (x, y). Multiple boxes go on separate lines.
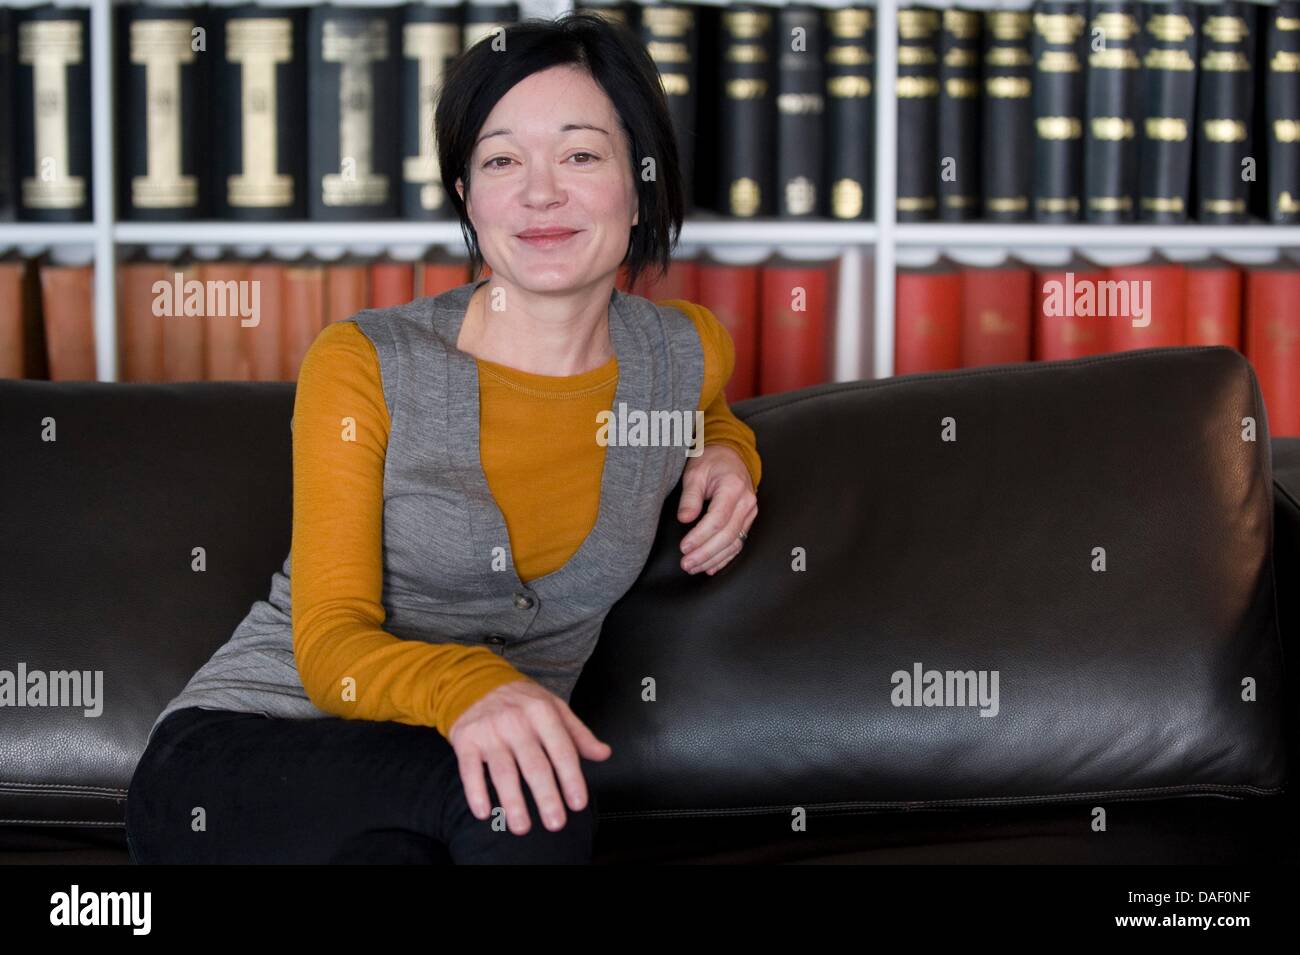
top-left (148, 278), bottom-right (706, 743)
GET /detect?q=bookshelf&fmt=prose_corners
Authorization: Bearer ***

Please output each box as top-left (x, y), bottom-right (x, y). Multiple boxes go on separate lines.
top-left (0, 0), bottom-right (1296, 383)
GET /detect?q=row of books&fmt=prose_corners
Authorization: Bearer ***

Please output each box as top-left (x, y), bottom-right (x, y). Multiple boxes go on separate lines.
top-left (0, 1), bottom-right (877, 223)
top-left (0, 248), bottom-right (841, 400)
top-left (895, 251), bottom-right (1300, 434)
top-left (899, 0), bottom-right (1300, 224)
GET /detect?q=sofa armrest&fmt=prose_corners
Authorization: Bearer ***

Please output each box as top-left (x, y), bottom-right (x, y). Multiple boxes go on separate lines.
top-left (1273, 439), bottom-right (1300, 643)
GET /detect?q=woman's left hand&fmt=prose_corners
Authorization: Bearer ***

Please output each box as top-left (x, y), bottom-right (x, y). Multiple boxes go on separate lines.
top-left (677, 444), bottom-right (758, 575)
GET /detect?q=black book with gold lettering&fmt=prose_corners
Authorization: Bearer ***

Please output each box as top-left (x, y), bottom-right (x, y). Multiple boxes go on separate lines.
top-left (641, 3), bottom-right (701, 218)
top-left (897, 4), bottom-right (941, 222)
top-left (1031, 0), bottom-right (1087, 222)
top-left (213, 4), bottom-right (307, 220)
top-left (1137, 0), bottom-right (1199, 222)
top-left (982, 4), bottom-right (1034, 221)
top-left (717, 3), bottom-right (776, 217)
top-left (939, 6), bottom-right (982, 220)
top-left (307, 6), bottom-right (401, 221)
top-left (826, 5), bottom-right (874, 220)
top-left (0, 8), bottom-right (13, 220)
top-left (401, 2), bottom-right (460, 220)
top-left (13, 4), bottom-right (92, 222)
top-left (1084, 0), bottom-right (1141, 222)
top-left (776, 3), bottom-right (826, 217)
top-left (1264, 0), bottom-right (1300, 223)
top-left (1195, 1), bottom-right (1256, 223)
top-left (118, 4), bottom-right (208, 221)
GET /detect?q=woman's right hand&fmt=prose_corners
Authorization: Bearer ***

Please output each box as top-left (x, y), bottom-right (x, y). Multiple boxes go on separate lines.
top-left (448, 679), bottom-right (612, 836)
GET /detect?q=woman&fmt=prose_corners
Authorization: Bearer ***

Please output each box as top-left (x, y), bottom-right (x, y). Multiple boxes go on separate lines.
top-left (126, 12), bottom-right (761, 864)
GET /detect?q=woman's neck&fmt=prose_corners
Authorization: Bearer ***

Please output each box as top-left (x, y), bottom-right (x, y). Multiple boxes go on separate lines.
top-left (457, 278), bottom-right (616, 376)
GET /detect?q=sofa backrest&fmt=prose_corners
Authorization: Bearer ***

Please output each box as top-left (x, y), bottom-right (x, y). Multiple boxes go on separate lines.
top-left (576, 346), bottom-right (1289, 817)
top-left (0, 346), bottom-right (1289, 832)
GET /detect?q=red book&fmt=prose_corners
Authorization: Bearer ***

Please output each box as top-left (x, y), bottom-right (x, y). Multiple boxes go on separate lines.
top-left (1245, 262), bottom-right (1300, 437)
top-left (161, 256), bottom-right (206, 382)
top-left (199, 257), bottom-right (254, 381)
top-left (895, 258), bottom-right (961, 374)
top-left (1184, 259), bottom-right (1243, 349)
top-left (39, 252), bottom-right (97, 381)
top-left (370, 258), bottom-right (415, 308)
top-left (1104, 258), bottom-right (1187, 353)
top-left (694, 253), bottom-right (761, 402)
top-left (245, 255), bottom-right (286, 381)
top-left (960, 261), bottom-right (1032, 367)
top-left (116, 254), bottom-right (169, 382)
top-left (630, 255), bottom-right (700, 302)
top-left (758, 255), bottom-right (838, 394)
top-left (281, 257), bottom-right (325, 381)
top-left (1033, 258), bottom-right (1108, 361)
top-left (0, 255), bottom-right (43, 379)
top-left (419, 255), bottom-right (470, 297)
top-left (325, 256), bottom-right (369, 325)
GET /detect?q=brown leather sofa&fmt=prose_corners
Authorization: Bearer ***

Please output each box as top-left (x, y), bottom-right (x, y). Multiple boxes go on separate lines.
top-left (1, 345), bottom-right (1294, 863)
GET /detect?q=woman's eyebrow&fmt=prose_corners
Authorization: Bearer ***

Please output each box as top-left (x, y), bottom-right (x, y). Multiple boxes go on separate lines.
top-left (475, 123), bottom-right (611, 149)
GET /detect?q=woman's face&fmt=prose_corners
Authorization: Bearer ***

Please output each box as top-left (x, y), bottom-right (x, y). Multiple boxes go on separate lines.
top-left (456, 64), bottom-right (640, 295)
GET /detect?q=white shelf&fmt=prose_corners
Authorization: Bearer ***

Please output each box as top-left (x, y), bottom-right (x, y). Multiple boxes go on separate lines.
top-left (895, 224), bottom-right (1300, 248)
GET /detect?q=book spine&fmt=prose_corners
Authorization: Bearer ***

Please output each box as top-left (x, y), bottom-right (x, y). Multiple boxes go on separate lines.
top-left (0, 9), bottom-right (14, 220)
top-left (760, 260), bottom-right (836, 392)
top-left (1184, 262), bottom-right (1242, 347)
top-left (216, 7), bottom-right (307, 220)
top-left (244, 258), bottom-right (285, 381)
top-left (938, 7), bottom-right (982, 220)
top-left (120, 6), bottom-right (207, 221)
top-left (960, 266), bottom-right (1033, 366)
top-left (1137, 0), bottom-right (1199, 222)
top-left (1245, 264), bottom-right (1300, 437)
top-left (1195, 1), bottom-right (1256, 223)
top-left (982, 8), bottom-right (1035, 221)
top-left (1031, 0), bottom-right (1088, 222)
top-left (896, 5), bottom-right (941, 221)
top-left (1104, 261), bottom-right (1187, 351)
top-left (642, 3), bottom-right (700, 217)
top-left (14, 7), bottom-right (93, 222)
top-left (776, 4), bottom-right (826, 217)
top-left (308, 7), bottom-right (400, 220)
top-left (718, 4), bottom-right (777, 216)
top-left (1084, 0), bottom-right (1141, 222)
top-left (895, 265), bottom-right (962, 372)
top-left (401, 3), bottom-right (460, 220)
top-left (825, 5), bottom-right (875, 220)
top-left (1265, 1), bottom-right (1300, 223)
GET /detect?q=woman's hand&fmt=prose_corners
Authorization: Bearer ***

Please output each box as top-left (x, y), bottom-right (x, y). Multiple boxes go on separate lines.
top-left (448, 679), bottom-right (612, 836)
top-left (677, 444), bottom-right (758, 575)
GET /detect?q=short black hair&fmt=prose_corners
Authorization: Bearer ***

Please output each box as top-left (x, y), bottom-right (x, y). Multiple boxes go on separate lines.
top-left (435, 12), bottom-right (685, 291)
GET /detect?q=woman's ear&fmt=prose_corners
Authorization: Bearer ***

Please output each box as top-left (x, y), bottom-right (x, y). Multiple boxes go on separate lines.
top-left (455, 178), bottom-right (465, 203)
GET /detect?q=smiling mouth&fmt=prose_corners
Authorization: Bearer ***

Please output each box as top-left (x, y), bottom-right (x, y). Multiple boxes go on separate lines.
top-left (515, 230), bottom-right (581, 248)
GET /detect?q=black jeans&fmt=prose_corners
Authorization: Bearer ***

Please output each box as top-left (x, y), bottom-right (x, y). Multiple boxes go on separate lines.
top-left (125, 707), bottom-right (598, 864)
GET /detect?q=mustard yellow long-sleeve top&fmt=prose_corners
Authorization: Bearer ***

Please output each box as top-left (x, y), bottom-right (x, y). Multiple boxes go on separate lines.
top-left (290, 300), bottom-right (761, 739)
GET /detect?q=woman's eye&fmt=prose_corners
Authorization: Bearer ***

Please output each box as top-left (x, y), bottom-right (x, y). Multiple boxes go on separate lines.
top-left (483, 156), bottom-right (512, 169)
top-left (570, 152), bottom-right (598, 164)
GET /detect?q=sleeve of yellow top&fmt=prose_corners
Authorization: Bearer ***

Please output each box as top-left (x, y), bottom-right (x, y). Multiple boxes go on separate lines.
top-left (290, 320), bottom-right (532, 740)
top-left (662, 299), bottom-right (763, 489)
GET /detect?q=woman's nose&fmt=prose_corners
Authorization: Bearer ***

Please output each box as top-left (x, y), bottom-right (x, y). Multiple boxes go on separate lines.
top-left (521, 160), bottom-right (565, 207)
